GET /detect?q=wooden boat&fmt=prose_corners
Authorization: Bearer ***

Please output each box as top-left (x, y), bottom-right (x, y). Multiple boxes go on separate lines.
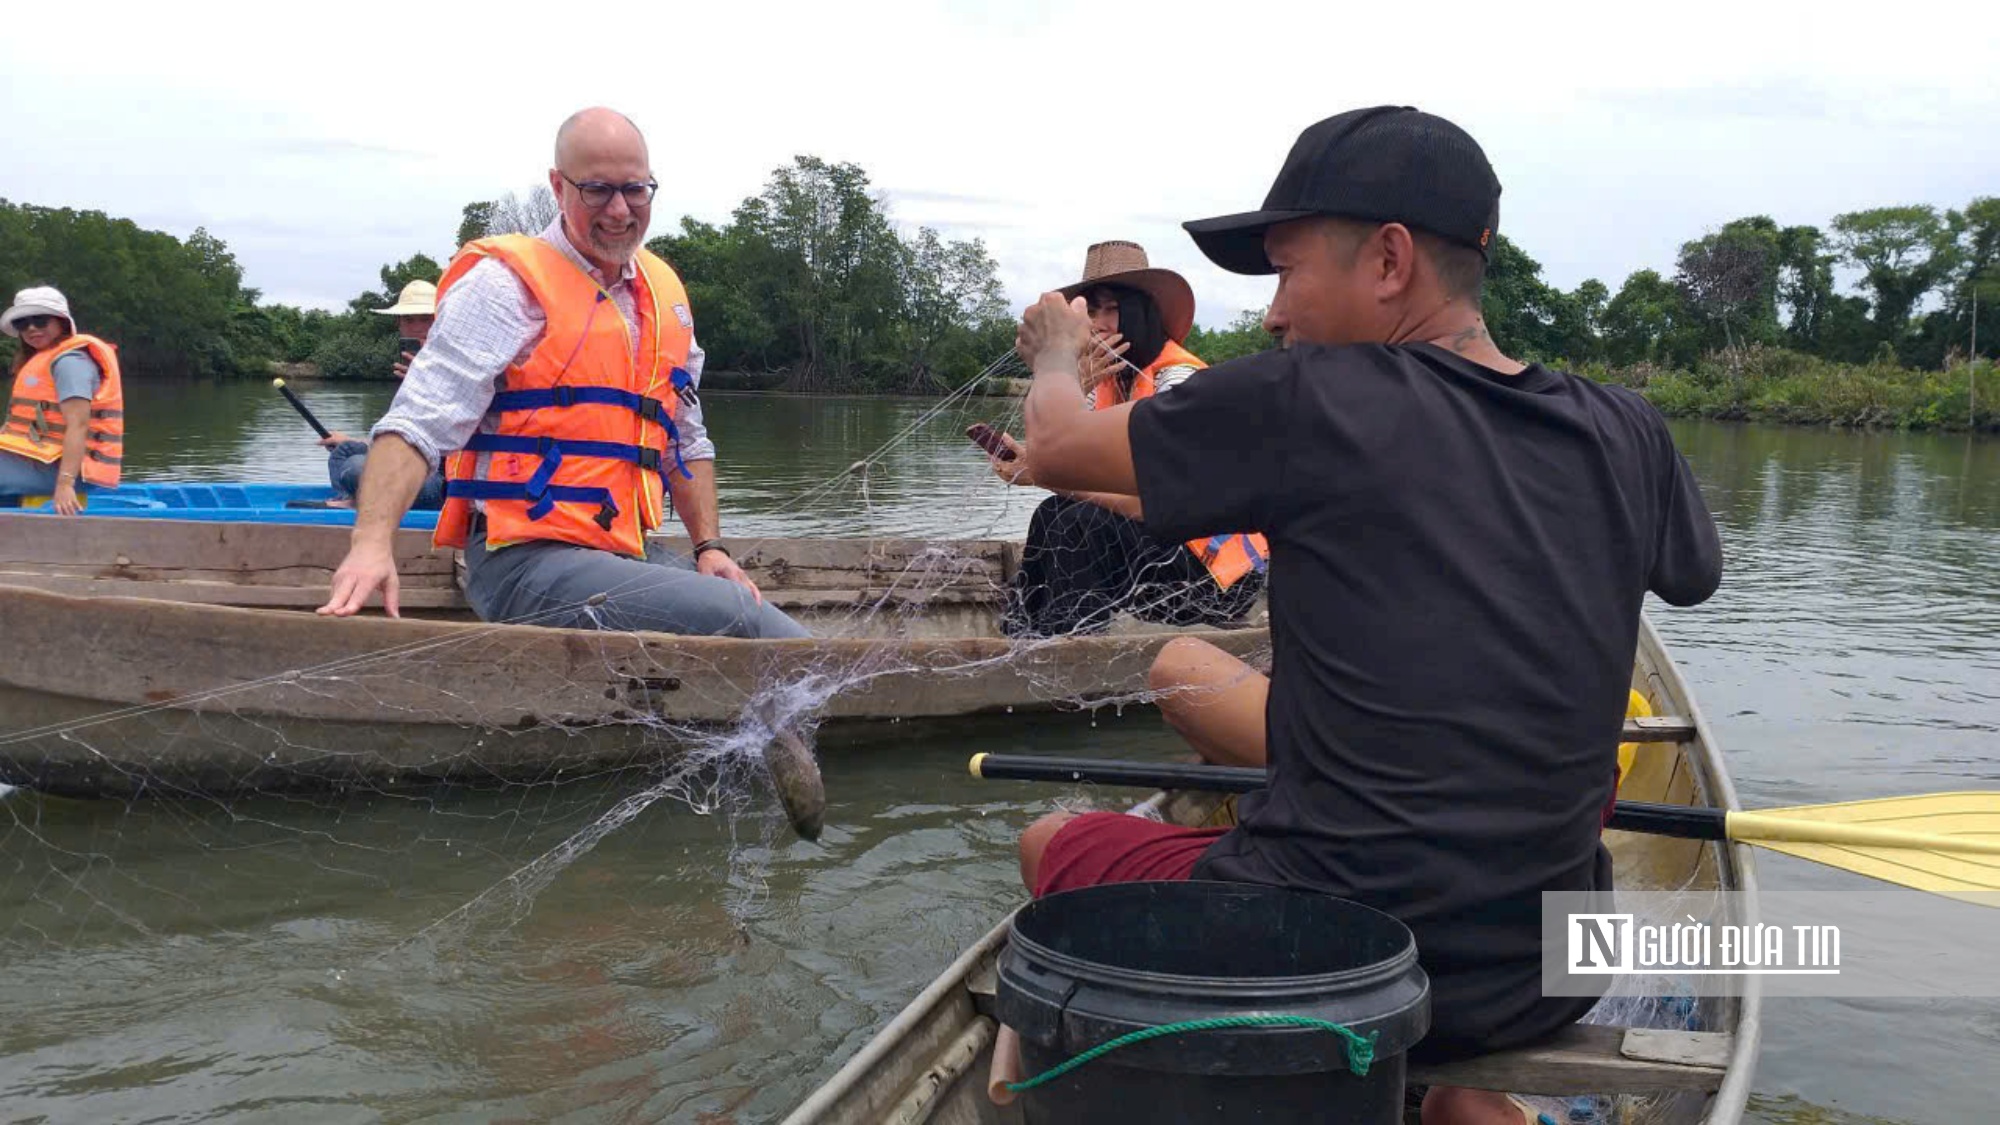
top-left (0, 514), bottom-right (1268, 798)
top-left (781, 616), bottom-right (1763, 1125)
top-left (0, 481), bottom-right (439, 528)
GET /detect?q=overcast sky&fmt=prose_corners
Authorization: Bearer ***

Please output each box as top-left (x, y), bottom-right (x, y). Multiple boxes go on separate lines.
top-left (4, 0), bottom-right (1996, 327)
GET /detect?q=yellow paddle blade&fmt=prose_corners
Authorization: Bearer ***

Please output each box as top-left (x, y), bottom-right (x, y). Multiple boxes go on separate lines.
top-left (1728, 792), bottom-right (2000, 896)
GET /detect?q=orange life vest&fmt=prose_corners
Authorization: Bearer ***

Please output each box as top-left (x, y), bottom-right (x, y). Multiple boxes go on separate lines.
top-left (1, 333), bottom-right (124, 488)
top-left (431, 235), bottom-right (694, 558)
top-left (1091, 340), bottom-right (1270, 590)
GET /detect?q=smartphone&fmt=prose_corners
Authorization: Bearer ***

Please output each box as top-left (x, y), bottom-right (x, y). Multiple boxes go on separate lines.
top-left (966, 422), bottom-right (1017, 461)
top-left (398, 336), bottom-right (423, 357)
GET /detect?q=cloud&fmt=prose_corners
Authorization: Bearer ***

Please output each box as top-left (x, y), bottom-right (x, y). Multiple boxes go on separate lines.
top-left (250, 137), bottom-right (433, 161)
top-left (1, 0), bottom-right (1995, 326)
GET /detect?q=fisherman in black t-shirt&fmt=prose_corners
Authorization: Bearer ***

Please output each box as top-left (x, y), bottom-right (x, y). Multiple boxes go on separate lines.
top-left (1010, 106), bottom-right (1723, 1125)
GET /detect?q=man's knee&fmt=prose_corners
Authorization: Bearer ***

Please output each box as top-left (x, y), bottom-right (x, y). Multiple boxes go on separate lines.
top-left (1148, 636), bottom-right (1228, 729)
top-left (1148, 636), bottom-right (1222, 695)
top-left (1421, 1085), bottom-right (1522, 1125)
top-left (1018, 811), bottom-right (1079, 893)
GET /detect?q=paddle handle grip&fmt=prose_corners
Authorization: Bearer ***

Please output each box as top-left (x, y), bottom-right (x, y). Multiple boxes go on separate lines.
top-left (967, 754), bottom-right (1731, 842)
top-left (970, 753), bottom-right (1265, 792)
top-left (272, 378), bottom-right (332, 439)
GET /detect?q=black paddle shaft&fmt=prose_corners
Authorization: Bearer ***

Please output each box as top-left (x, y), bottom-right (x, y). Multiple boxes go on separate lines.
top-left (968, 753), bottom-right (1729, 841)
top-left (275, 382), bottom-right (332, 439)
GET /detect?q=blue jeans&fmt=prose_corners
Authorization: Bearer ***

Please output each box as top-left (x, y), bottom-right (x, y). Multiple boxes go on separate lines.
top-left (327, 440), bottom-right (445, 509)
top-left (461, 528), bottom-right (810, 638)
top-left (0, 451), bottom-right (93, 496)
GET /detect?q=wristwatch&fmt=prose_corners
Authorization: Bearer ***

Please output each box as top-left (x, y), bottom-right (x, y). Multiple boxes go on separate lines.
top-left (693, 539), bottom-right (730, 560)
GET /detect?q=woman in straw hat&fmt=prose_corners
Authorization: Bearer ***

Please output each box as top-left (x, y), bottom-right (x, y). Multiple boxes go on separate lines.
top-left (991, 241), bottom-right (1268, 638)
top-left (320, 278), bottom-right (445, 508)
top-left (1, 286), bottom-right (124, 515)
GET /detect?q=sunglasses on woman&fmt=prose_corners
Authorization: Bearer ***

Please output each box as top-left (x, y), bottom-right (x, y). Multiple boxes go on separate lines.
top-left (13, 314), bottom-right (61, 332)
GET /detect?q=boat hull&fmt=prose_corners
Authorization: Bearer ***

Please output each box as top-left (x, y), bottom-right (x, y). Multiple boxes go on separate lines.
top-left (0, 523), bottom-right (1270, 797)
top-left (781, 617), bottom-right (1762, 1125)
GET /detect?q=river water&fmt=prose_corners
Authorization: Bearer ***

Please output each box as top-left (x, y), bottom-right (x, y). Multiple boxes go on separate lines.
top-left (3, 379), bottom-right (1996, 1124)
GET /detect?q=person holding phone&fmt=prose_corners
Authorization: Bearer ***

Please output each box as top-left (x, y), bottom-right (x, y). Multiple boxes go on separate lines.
top-left (320, 278), bottom-right (446, 509)
top-left (987, 241), bottom-right (1269, 638)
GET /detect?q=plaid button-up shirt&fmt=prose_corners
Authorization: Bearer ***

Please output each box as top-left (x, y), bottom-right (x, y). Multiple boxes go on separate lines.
top-left (371, 218), bottom-right (713, 470)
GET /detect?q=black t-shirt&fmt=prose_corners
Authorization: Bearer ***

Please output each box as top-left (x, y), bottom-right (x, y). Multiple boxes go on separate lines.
top-left (1129, 342), bottom-right (1722, 1057)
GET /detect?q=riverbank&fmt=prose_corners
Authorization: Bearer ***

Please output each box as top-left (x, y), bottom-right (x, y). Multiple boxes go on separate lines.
top-left (264, 348), bottom-right (1994, 429)
top-left (268, 362), bottom-right (1033, 397)
top-left (1582, 347), bottom-right (1996, 432)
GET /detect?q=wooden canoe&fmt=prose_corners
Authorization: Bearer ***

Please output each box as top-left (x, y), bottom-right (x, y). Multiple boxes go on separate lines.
top-left (781, 616), bottom-right (1763, 1125)
top-left (0, 514), bottom-right (1269, 797)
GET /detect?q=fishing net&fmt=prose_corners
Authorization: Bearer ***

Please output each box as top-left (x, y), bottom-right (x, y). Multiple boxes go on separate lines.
top-left (0, 343), bottom-right (1288, 1119)
top-left (0, 341), bottom-right (1736, 1123)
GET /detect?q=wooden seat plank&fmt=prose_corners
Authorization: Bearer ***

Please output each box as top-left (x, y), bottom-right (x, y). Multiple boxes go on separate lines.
top-left (1409, 1025), bottom-right (1728, 1095)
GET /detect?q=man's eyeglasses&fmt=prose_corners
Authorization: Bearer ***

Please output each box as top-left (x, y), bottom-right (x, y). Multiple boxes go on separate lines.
top-left (560, 173), bottom-right (658, 209)
top-left (12, 314), bottom-right (60, 332)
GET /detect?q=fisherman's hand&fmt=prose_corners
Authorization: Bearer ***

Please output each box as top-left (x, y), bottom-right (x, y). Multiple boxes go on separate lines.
top-left (52, 478), bottom-right (80, 516)
top-left (1016, 292), bottom-right (1092, 375)
top-left (318, 539), bottom-right (401, 618)
top-left (1079, 332), bottom-right (1130, 393)
top-left (393, 351), bottom-right (416, 378)
top-left (319, 431), bottom-right (353, 449)
top-left (698, 548), bottom-right (764, 604)
top-left (990, 432), bottom-right (1036, 488)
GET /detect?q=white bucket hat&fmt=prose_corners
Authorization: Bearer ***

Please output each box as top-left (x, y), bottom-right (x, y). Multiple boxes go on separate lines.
top-left (371, 279), bottom-right (438, 317)
top-left (1, 286), bottom-right (76, 338)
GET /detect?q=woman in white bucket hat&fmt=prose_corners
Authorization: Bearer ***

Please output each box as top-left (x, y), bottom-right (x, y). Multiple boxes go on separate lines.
top-left (1, 285), bottom-right (125, 514)
top-left (319, 278), bottom-right (445, 508)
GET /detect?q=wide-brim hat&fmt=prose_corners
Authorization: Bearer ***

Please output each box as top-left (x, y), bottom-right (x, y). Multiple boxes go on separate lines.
top-left (1057, 241), bottom-right (1195, 342)
top-left (371, 279), bottom-right (438, 317)
top-left (1, 286), bottom-right (75, 338)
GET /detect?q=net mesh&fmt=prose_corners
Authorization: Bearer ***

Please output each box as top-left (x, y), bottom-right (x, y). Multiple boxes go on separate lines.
top-left (0, 346), bottom-right (1717, 1120)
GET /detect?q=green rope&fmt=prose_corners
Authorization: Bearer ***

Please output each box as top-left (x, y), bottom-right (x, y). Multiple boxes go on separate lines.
top-left (1005, 1014), bottom-right (1378, 1093)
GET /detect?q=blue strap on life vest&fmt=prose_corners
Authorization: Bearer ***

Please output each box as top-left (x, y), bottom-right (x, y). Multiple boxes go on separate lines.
top-left (462, 434), bottom-right (664, 497)
top-left (443, 479), bottom-right (621, 528)
top-left (1242, 535), bottom-right (1268, 573)
top-left (484, 371), bottom-right (695, 481)
top-left (1202, 533), bottom-right (1270, 574)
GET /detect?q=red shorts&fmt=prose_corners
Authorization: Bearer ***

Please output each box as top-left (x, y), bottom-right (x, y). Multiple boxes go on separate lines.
top-left (1032, 811), bottom-right (1231, 898)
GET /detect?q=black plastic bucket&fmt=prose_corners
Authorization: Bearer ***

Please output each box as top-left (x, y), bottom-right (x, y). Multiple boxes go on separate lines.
top-left (996, 880), bottom-right (1429, 1124)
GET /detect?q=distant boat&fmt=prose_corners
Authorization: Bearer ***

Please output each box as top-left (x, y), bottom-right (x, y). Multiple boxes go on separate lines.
top-left (0, 481), bottom-right (439, 528)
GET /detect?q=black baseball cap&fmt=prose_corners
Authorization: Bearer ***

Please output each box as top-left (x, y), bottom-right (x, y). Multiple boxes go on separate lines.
top-left (1182, 106), bottom-right (1501, 275)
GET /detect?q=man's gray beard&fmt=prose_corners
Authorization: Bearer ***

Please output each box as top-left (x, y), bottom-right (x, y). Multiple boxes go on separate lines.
top-left (592, 231), bottom-right (644, 263)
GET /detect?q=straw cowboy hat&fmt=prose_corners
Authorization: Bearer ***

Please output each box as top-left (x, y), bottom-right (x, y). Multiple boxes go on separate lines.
top-left (1, 286), bottom-right (76, 338)
top-left (371, 279), bottom-right (438, 317)
top-left (1057, 241), bottom-right (1196, 342)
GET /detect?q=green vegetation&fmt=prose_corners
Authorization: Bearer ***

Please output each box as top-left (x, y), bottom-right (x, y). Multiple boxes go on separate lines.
top-left (1199, 201), bottom-right (1999, 431)
top-left (635, 156), bottom-right (1011, 394)
top-left (5, 176), bottom-right (1994, 429)
top-left (0, 199), bottom-right (273, 377)
top-left (293, 255), bottom-right (443, 380)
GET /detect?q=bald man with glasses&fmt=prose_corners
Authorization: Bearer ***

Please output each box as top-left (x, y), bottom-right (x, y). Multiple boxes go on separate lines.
top-left (318, 107), bottom-right (806, 641)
